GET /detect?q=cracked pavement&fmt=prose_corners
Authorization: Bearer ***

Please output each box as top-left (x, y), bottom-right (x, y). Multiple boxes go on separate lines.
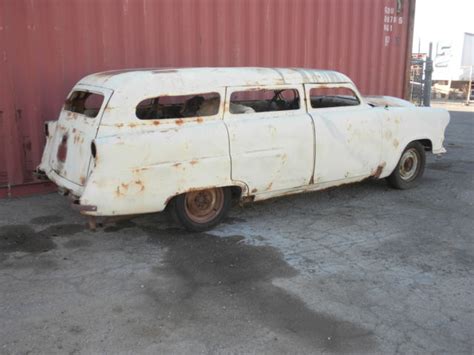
top-left (0, 108), bottom-right (473, 354)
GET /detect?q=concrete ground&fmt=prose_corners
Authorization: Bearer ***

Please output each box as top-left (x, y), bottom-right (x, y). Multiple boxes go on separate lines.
top-left (1, 109), bottom-right (473, 354)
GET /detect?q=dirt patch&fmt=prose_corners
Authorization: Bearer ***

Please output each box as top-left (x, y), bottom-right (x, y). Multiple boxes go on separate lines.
top-left (104, 220), bottom-right (137, 233)
top-left (140, 226), bottom-right (375, 352)
top-left (63, 239), bottom-right (92, 249)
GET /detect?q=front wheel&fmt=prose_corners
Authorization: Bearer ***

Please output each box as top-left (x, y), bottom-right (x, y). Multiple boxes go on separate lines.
top-left (170, 187), bottom-right (232, 232)
top-left (387, 141), bottom-right (426, 190)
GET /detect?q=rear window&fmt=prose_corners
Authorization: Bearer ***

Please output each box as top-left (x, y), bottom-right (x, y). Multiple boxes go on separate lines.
top-left (136, 92), bottom-right (220, 120)
top-left (64, 91), bottom-right (104, 118)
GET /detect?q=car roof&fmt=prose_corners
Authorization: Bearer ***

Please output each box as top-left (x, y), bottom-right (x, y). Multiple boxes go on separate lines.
top-left (78, 67), bottom-right (353, 93)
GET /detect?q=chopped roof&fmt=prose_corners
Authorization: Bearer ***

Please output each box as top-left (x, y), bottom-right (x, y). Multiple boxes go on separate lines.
top-left (79, 67), bottom-right (352, 92)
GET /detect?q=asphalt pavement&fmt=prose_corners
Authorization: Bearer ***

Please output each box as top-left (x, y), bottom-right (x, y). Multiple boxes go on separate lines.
top-left (0, 108), bottom-right (473, 354)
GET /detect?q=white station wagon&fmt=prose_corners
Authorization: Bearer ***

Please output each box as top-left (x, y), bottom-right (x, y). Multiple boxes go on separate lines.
top-left (36, 68), bottom-right (450, 231)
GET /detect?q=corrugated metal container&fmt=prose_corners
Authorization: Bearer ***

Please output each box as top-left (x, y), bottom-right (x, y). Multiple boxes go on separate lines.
top-left (0, 0), bottom-right (415, 197)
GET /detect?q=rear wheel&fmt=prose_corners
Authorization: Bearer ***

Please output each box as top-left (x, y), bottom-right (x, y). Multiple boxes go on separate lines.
top-left (387, 141), bottom-right (426, 189)
top-left (171, 187), bottom-right (232, 232)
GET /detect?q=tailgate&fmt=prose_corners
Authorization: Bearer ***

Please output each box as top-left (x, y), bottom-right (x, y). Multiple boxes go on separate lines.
top-left (45, 85), bottom-right (113, 186)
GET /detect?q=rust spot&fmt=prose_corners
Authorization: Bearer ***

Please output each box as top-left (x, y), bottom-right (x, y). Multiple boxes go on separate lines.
top-left (128, 122), bottom-right (137, 128)
top-left (173, 163), bottom-right (181, 168)
top-left (190, 159), bottom-right (198, 166)
top-left (372, 162), bottom-right (386, 178)
top-left (309, 175), bottom-right (314, 184)
top-left (251, 188), bottom-right (257, 193)
top-left (175, 119), bottom-right (184, 126)
top-left (120, 183), bottom-right (129, 190)
top-left (152, 120), bottom-right (160, 126)
top-left (134, 180), bottom-right (145, 192)
top-left (115, 186), bottom-right (121, 197)
top-left (116, 123), bottom-right (124, 128)
top-left (196, 117), bottom-right (204, 123)
top-left (80, 176), bottom-right (86, 185)
top-left (266, 182), bottom-right (273, 191)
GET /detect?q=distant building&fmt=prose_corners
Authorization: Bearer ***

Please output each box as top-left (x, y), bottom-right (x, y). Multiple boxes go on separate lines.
top-left (433, 32), bottom-right (474, 81)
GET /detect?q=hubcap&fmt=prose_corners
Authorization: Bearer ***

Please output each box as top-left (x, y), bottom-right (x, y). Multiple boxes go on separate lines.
top-left (399, 148), bottom-right (419, 181)
top-left (184, 188), bottom-right (224, 223)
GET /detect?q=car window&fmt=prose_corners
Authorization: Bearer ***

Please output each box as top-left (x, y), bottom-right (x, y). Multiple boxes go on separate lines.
top-left (136, 92), bottom-right (220, 120)
top-left (229, 88), bottom-right (300, 114)
top-left (309, 87), bottom-right (360, 108)
top-left (64, 91), bottom-right (104, 118)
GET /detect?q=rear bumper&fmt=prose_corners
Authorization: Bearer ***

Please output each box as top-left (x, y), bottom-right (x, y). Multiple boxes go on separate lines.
top-left (69, 194), bottom-right (97, 212)
top-left (36, 167), bottom-right (96, 213)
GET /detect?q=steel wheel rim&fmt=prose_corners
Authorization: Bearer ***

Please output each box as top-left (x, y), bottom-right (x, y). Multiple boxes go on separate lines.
top-left (399, 148), bottom-right (419, 181)
top-left (184, 188), bottom-right (224, 224)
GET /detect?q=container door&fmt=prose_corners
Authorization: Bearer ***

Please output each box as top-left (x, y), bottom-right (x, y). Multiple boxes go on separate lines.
top-left (304, 83), bottom-right (382, 183)
top-left (223, 85), bottom-right (314, 194)
top-left (47, 85), bottom-right (113, 186)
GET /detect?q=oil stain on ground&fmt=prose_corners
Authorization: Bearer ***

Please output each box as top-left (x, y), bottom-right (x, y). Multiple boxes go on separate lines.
top-left (0, 223), bottom-right (85, 262)
top-left (140, 225), bottom-right (375, 352)
top-left (30, 215), bottom-right (64, 225)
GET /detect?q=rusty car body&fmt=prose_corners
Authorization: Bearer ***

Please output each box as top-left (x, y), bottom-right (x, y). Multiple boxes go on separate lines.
top-left (36, 68), bottom-right (450, 231)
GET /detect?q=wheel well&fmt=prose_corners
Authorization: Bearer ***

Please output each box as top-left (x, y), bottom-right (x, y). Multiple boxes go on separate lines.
top-left (417, 139), bottom-right (432, 152)
top-left (228, 186), bottom-right (243, 201)
top-left (166, 186), bottom-right (243, 207)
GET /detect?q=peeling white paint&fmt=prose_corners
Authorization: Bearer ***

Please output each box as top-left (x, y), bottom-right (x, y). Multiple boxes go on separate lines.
top-left (37, 68), bottom-right (450, 216)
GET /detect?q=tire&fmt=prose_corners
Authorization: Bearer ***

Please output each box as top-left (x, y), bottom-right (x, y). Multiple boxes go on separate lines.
top-left (387, 141), bottom-right (426, 190)
top-left (165, 198), bottom-right (180, 225)
top-left (171, 187), bottom-right (232, 232)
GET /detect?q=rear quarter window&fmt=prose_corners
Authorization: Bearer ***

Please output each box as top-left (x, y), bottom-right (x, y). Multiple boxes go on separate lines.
top-left (64, 91), bottom-right (104, 118)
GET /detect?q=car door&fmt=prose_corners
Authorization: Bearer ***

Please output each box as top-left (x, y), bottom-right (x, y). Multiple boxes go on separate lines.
top-left (304, 83), bottom-right (383, 184)
top-left (223, 85), bottom-right (314, 195)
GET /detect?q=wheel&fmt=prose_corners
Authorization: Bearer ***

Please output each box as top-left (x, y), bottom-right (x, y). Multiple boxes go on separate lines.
top-left (387, 141), bottom-right (426, 190)
top-left (171, 187), bottom-right (232, 232)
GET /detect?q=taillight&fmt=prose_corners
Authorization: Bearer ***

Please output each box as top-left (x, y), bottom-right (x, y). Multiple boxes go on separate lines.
top-left (91, 141), bottom-right (97, 159)
top-left (44, 122), bottom-right (49, 137)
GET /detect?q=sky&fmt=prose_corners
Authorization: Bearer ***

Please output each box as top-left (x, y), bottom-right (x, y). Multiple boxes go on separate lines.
top-left (413, 0), bottom-right (474, 53)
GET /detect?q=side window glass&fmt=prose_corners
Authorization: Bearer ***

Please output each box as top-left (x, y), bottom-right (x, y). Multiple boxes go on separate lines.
top-left (229, 88), bottom-right (300, 114)
top-left (136, 92), bottom-right (220, 120)
top-left (309, 87), bottom-right (360, 108)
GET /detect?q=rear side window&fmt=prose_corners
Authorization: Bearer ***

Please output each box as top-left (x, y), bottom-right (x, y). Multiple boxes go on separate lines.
top-left (136, 92), bottom-right (220, 120)
top-left (64, 91), bottom-right (104, 118)
top-left (229, 88), bottom-right (300, 114)
top-left (309, 87), bottom-right (360, 108)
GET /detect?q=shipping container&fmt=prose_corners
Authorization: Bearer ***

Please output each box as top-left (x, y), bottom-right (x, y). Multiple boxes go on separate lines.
top-left (0, 0), bottom-right (415, 197)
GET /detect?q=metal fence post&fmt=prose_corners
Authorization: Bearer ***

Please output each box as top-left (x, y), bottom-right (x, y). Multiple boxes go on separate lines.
top-left (423, 42), bottom-right (433, 107)
top-left (466, 66), bottom-right (473, 106)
